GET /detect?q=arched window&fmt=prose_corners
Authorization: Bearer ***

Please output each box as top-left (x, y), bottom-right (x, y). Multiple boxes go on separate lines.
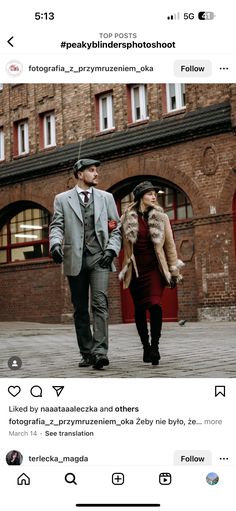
top-left (120, 186), bottom-right (193, 220)
top-left (0, 206), bottom-right (50, 264)
top-left (157, 187), bottom-right (193, 220)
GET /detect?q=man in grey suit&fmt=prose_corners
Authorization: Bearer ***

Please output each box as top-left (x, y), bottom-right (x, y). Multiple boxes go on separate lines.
top-left (49, 158), bottom-right (121, 369)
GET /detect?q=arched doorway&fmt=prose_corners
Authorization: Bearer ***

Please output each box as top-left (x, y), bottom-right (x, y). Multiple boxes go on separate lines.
top-left (110, 176), bottom-right (193, 322)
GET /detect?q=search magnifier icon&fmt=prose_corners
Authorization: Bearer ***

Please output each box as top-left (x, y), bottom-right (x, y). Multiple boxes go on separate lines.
top-left (65, 472), bottom-right (77, 485)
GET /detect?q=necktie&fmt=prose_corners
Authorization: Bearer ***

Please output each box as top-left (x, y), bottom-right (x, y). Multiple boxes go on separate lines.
top-left (82, 191), bottom-right (89, 204)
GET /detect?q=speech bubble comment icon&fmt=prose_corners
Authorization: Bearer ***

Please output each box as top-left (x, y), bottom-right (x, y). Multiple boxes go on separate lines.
top-left (30, 385), bottom-right (42, 398)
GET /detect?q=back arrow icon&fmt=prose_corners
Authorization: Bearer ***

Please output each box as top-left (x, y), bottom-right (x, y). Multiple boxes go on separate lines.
top-left (7, 36), bottom-right (14, 47)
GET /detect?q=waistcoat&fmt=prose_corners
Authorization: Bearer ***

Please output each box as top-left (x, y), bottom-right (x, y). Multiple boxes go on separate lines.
top-left (78, 194), bottom-right (102, 255)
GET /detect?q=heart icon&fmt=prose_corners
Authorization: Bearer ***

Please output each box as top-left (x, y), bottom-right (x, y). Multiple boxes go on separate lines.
top-left (8, 386), bottom-right (21, 397)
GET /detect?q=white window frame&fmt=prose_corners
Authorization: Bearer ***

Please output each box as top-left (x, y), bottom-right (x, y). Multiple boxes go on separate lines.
top-left (0, 128), bottom-right (4, 161)
top-left (166, 83), bottom-right (186, 112)
top-left (130, 84), bottom-right (149, 122)
top-left (43, 112), bottom-right (56, 147)
top-left (98, 94), bottom-right (114, 131)
top-left (18, 120), bottom-right (29, 155)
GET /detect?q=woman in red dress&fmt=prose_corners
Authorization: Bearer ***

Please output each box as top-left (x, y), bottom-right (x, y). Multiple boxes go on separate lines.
top-left (119, 181), bottom-right (184, 365)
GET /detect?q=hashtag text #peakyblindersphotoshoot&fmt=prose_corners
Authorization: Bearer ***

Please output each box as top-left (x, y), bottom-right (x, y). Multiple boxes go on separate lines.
top-left (60, 40), bottom-right (176, 50)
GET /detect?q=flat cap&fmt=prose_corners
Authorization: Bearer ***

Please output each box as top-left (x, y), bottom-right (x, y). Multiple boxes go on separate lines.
top-left (73, 158), bottom-right (100, 176)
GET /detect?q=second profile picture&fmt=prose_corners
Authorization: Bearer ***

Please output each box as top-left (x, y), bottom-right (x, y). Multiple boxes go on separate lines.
top-left (6, 450), bottom-right (23, 466)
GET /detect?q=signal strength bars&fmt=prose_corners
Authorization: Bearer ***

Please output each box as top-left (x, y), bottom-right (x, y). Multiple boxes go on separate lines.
top-left (167, 12), bottom-right (180, 20)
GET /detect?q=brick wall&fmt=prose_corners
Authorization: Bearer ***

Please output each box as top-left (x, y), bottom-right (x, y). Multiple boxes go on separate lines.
top-left (0, 83), bottom-right (232, 163)
top-left (0, 261), bottom-right (62, 322)
top-left (194, 217), bottom-right (236, 312)
top-left (174, 222), bottom-right (197, 321)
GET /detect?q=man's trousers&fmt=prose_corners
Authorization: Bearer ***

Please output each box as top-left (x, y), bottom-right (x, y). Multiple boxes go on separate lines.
top-left (67, 256), bottom-right (110, 357)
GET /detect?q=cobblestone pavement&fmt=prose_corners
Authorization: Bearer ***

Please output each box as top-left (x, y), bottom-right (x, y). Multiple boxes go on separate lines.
top-left (0, 321), bottom-right (235, 378)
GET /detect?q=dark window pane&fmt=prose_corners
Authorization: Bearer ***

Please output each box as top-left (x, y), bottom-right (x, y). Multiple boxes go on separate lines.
top-left (157, 194), bottom-right (164, 207)
top-left (177, 206), bottom-right (187, 219)
top-left (0, 250), bottom-right (7, 263)
top-left (165, 188), bottom-right (174, 207)
top-left (0, 225), bottom-right (7, 247)
top-left (176, 191), bottom-right (186, 205)
top-left (187, 204), bottom-right (193, 217)
top-left (166, 209), bottom-right (174, 220)
top-left (11, 244), bottom-right (48, 262)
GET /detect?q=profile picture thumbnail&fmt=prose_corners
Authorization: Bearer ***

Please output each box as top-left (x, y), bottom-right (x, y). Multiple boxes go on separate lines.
top-left (206, 472), bottom-right (219, 485)
top-left (6, 450), bottom-right (23, 466)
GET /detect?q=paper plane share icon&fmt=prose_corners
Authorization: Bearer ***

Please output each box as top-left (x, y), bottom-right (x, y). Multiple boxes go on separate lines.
top-left (52, 386), bottom-right (64, 397)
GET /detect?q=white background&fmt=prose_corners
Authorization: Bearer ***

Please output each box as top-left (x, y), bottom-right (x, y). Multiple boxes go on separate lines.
top-left (1, 378), bottom-right (234, 510)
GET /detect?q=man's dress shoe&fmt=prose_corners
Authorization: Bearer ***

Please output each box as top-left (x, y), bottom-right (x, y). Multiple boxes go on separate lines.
top-left (93, 355), bottom-right (109, 370)
top-left (78, 356), bottom-right (92, 367)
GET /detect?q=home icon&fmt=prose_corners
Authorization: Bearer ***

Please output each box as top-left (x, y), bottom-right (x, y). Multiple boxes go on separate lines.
top-left (17, 473), bottom-right (30, 485)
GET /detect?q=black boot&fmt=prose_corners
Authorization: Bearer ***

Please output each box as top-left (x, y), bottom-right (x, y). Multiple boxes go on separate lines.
top-left (142, 341), bottom-right (152, 363)
top-left (149, 304), bottom-right (162, 366)
top-left (150, 340), bottom-right (161, 365)
top-left (134, 306), bottom-right (151, 363)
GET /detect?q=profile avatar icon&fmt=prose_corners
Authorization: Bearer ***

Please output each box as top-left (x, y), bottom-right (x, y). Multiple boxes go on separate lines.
top-left (8, 356), bottom-right (22, 370)
top-left (6, 450), bottom-right (23, 466)
top-left (206, 472), bottom-right (219, 485)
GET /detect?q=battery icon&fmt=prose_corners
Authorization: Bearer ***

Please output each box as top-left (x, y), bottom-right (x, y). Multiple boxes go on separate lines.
top-left (198, 11), bottom-right (215, 20)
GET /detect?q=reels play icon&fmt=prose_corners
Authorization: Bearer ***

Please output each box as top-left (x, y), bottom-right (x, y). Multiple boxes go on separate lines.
top-left (159, 472), bottom-right (172, 485)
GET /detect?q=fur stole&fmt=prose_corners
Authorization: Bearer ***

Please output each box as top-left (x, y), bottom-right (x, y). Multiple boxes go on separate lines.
top-left (122, 204), bottom-right (165, 246)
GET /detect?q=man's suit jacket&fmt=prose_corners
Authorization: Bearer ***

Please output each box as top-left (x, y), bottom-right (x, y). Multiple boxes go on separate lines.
top-left (49, 187), bottom-right (121, 276)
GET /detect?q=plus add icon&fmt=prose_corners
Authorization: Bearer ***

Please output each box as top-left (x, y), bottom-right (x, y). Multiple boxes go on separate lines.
top-left (112, 473), bottom-right (125, 485)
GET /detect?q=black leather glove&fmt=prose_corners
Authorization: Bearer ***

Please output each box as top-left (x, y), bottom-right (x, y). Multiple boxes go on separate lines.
top-left (50, 244), bottom-right (63, 264)
top-left (99, 249), bottom-right (116, 268)
top-left (170, 275), bottom-right (178, 288)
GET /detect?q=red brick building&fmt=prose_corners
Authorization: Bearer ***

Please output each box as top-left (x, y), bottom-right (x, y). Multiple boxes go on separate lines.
top-left (0, 83), bottom-right (235, 323)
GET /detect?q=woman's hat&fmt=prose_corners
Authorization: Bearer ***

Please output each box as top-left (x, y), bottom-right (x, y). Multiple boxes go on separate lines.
top-left (133, 181), bottom-right (159, 201)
